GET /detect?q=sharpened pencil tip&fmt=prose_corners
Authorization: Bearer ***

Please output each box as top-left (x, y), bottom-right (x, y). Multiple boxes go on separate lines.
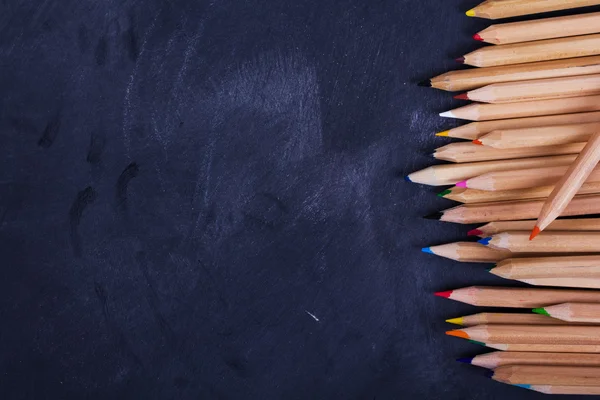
top-left (472, 139), bottom-right (483, 145)
top-left (404, 175), bottom-right (412, 183)
top-left (467, 229), bottom-right (482, 237)
top-left (456, 180), bottom-right (467, 188)
top-left (446, 330), bottom-right (469, 339)
top-left (456, 357), bottom-right (473, 364)
top-left (466, 9), bottom-right (475, 17)
top-left (473, 33), bottom-right (483, 41)
top-left (437, 189), bottom-right (452, 198)
top-left (454, 93), bottom-right (469, 101)
top-left (455, 57), bottom-right (465, 64)
top-left (514, 384), bottom-right (532, 390)
top-left (530, 226), bottom-right (541, 240)
top-left (445, 317), bottom-right (463, 326)
top-left (478, 237), bottom-right (492, 246)
top-left (532, 308), bottom-right (550, 317)
top-left (422, 247), bottom-right (434, 255)
top-left (468, 340), bottom-right (485, 346)
top-left (424, 212), bottom-right (443, 220)
top-left (434, 290), bottom-right (453, 298)
top-left (418, 80), bottom-right (432, 87)
top-left (439, 111), bottom-right (455, 118)
top-left (436, 130), bottom-right (450, 137)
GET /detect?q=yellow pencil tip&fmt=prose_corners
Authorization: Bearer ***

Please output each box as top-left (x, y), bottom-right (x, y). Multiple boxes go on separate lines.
top-left (466, 9), bottom-right (475, 17)
top-left (530, 226), bottom-right (541, 241)
top-left (445, 317), bottom-right (463, 326)
top-left (435, 130), bottom-right (449, 137)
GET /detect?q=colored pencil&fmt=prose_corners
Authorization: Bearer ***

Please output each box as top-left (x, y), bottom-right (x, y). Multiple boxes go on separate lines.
top-left (466, 0), bottom-right (600, 20)
top-left (475, 12), bottom-right (600, 45)
top-left (421, 242), bottom-right (511, 263)
top-left (433, 142), bottom-right (583, 163)
top-left (435, 286), bottom-right (600, 308)
top-left (491, 255), bottom-right (600, 288)
top-left (481, 343), bottom-right (600, 353)
top-left (407, 155), bottom-right (576, 186)
top-left (426, 56), bottom-right (600, 92)
top-left (437, 111), bottom-right (600, 140)
top-left (440, 95), bottom-right (600, 121)
top-left (432, 194), bottom-right (600, 224)
top-left (447, 324), bottom-right (600, 345)
top-left (457, 74), bottom-right (600, 104)
top-left (535, 303), bottom-right (600, 323)
top-left (469, 219), bottom-right (600, 236)
top-left (459, 34), bottom-right (600, 68)
top-left (490, 365), bottom-right (600, 386)
top-left (524, 385), bottom-right (600, 395)
top-left (481, 231), bottom-right (600, 253)
top-left (459, 351), bottom-right (600, 369)
top-left (446, 313), bottom-right (575, 327)
top-left (476, 123), bottom-right (600, 149)
top-left (533, 131), bottom-right (600, 238)
top-left (460, 164), bottom-right (600, 192)
top-left (441, 183), bottom-right (600, 204)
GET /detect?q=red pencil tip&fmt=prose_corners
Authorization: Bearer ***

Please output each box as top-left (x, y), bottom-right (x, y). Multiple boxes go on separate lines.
top-left (473, 33), bottom-right (483, 42)
top-left (467, 229), bottom-right (483, 237)
top-left (530, 226), bottom-right (541, 241)
top-left (434, 290), bottom-right (453, 298)
top-left (454, 93), bottom-right (469, 100)
top-left (455, 57), bottom-right (465, 64)
top-left (472, 139), bottom-right (483, 145)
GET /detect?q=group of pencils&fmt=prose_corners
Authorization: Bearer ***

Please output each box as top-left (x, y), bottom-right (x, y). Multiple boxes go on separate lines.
top-left (410, 0), bottom-right (600, 396)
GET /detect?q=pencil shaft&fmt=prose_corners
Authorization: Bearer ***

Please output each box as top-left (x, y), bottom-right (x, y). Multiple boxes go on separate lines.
top-left (493, 365), bottom-right (600, 386)
top-left (494, 255), bottom-right (600, 279)
top-left (474, 219), bottom-right (600, 235)
top-left (485, 343), bottom-right (600, 353)
top-left (527, 386), bottom-right (600, 395)
top-left (454, 324), bottom-right (600, 344)
top-left (477, 12), bottom-right (600, 44)
top-left (431, 56), bottom-right (600, 91)
top-left (486, 231), bottom-right (600, 253)
top-left (427, 242), bottom-right (511, 263)
top-left (445, 183), bottom-right (600, 204)
top-left (471, 351), bottom-right (600, 369)
top-left (463, 34), bottom-right (600, 67)
top-left (434, 142), bottom-right (583, 163)
top-left (470, 0), bottom-right (600, 19)
top-left (543, 303), bottom-right (600, 323)
top-left (455, 313), bottom-right (578, 326)
top-left (479, 123), bottom-right (599, 149)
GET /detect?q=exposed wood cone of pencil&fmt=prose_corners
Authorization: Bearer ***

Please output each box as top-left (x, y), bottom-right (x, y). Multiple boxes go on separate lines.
top-left (534, 303), bottom-right (600, 323)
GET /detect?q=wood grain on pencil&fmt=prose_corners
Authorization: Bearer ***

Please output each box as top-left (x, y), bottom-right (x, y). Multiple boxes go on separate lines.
top-left (471, 219), bottom-right (600, 236)
top-left (467, 0), bottom-right (600, 20)
top-left (477, 123), bottom-right (600, 149)
top-left (433, 142), bottom-right (583, 163)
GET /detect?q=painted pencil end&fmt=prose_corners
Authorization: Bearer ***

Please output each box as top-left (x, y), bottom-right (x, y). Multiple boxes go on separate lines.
top-left (436, 130), bottom-right (450, 137)
top-left (530, 226), bottom-right (541, 241)
top-left (466, 9), bottom-right (475, 17)
top-left (418, 80), bottom-right (432, 87)
top-left (437, 189), bottom-right (452, 198)
top-left (467, 229), bottom-right (482, 237)
top-left (434, 290), bottom-right (453, 298)
top-left (445, 317), bottom-right (463, 325)
top-left (532, 307), bottom-right (550, 317)
top-left (455, 57), bottom-right (465, 64)
top-left (478, 237), bottom-right (492, 246)
top-left (446, 330), bottom-right (469, 339)
top-left (473, 33), bottom-right (483, 41)
top-left (468, 340), bottom-right (485, 346)
top-left (422, 247), bottom-right (434, 255)
top-left (472, 139), bottom-right (483, 145)
top-left (454, 93), bottom-right (469, 101)
top-left (513, 384), bottom-right (532, 390)
top-left (456, 357), bottom-right (473, 364)
top-left (404, 175), bottom-right (412, 183)
top-left (456, 180), bottom-right (467, 188)
top-left (439, 111), bottom-right (455, 118)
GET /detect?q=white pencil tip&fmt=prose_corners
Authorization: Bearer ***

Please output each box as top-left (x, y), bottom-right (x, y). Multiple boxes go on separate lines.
top-left (439, 111), bottom-right (455, 118)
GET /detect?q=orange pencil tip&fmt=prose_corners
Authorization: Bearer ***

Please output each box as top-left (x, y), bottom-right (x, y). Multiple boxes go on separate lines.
top-left (472, 140), bottom-right (483, 145)
top-left (530, 226), bottom-right (541, 241)
top-left (446, 330), bottom-right (470, 339)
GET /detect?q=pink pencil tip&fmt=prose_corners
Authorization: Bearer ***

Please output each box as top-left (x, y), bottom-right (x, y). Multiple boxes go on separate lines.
top-left (467, 229), bottom-right (483, 237)
top-left (473, 33), bottom-right (483, 41)
top-left (454, 93), bottom-right (469, 101)
top-left (455, 57), bottom-right (465, 64)
top-left (456, 180), bottom-right (467, 188)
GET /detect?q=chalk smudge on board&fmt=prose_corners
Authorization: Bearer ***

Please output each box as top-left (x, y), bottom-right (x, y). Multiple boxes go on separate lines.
top-left (38, 113), bottom-right (61, 148)
top-left (116, 162), bottom-right (139, 213)
top-left (69, 186), bottom-right (97, 256)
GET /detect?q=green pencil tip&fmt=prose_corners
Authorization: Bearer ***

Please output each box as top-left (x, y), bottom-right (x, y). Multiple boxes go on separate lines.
top-left (468, 340), bottom-right (485, 346)
top-left (437, 189), bottom-right (452, 198)
top-left (532, 308), bottom-right (550, 317)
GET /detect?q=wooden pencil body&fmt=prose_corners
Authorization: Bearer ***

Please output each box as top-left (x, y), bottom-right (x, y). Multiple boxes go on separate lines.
top-left (408, 155), bottom-right (575, 186)
top-left (456, 324), bottom-right (600, 345)
top-left (518, 277), bottom-right (600, 289)
top-left (439, 194), bottom-right (600, 224)
top-left (444, 183), bottom-right (600, 204)
top-left (466, 74), bottom-right (600, 104)
top-left (492, 365), bottom-right (600, 386)
top-left (443, 111), bottom-right (600, 140)
top-left (544, 303), bottom-right (600, 323)
top-left (471, 351), bottom-right (600, 369)
top-left (456, 313), bottom-right (578, 326)
top-left (474, 219), bottom-right (600, 236)
top-left (485, 343), bottom-right (600, 353)
top-left (431, 56), bottom-right (600, 91)
top-left (477, 12), bottom-right (600, 45)
top-left (463, 34), bottom-right (600, 67)
top-left (479, 123), bottom-right (600, 149)
top-left (486, 231), bottom-right (600, 253)
top-left (443, 95), bottom-right (600, 121)
top-left (494, 255), bottom-right (600, 279)
top-left (427, 242), bottom-right (511, 263)
top-left (434, 142), bottom-right (583, 163)
top-left (470, 0), bottom-right (600, 19)
top-left (446, 286), bottom-right (600, 308)
top-left (527, 386), bottom-right (600, 395)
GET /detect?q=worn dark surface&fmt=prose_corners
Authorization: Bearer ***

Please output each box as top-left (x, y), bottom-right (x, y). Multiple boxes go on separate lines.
top-left (2, 1), bottom-right (597, 399)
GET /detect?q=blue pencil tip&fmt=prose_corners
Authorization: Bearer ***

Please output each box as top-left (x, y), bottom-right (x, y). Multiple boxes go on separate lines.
top-left (513, 384), bottom-right (531, 389)
top-left (456, 357), bottom-right (473, 364)
top-left (405, 175), bottom-right (412, 183)
top-left (422, 247), bottom-right (434, 254)
top-left (478, 237), bottom-right (492, 246)
top-left (484, 370), bottom-right (494, 379)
